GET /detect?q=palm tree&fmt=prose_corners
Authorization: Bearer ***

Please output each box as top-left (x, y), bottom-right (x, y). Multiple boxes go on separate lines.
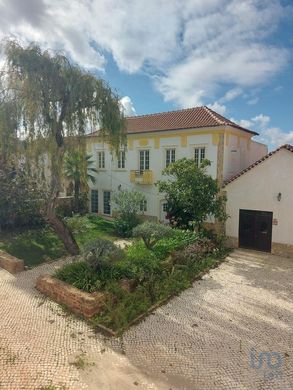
top-left (64, 151), bottom-right (97, 212)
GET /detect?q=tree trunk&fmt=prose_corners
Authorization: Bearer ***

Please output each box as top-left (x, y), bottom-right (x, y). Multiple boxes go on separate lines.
top-left (45, 122), bottom-right (80, 256)
top-left (46, 206), bottom-right (80, 255)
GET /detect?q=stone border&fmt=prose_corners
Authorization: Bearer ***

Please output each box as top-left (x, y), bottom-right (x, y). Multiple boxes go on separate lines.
top-left (36, 275), bottom-right (106, 318)
top-left (0, 250), bottom-right (24, 274)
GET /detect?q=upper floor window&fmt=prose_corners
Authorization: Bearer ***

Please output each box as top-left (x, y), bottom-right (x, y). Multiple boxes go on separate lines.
top-left (139, 150), bottom-right (150, 171)
top-left (118, 150), bottom-right (126, 169)
top-left (97, 151), bottom-right (105, 169)
top-left (166, 148), bottom-right (176, 167)
top-left (194, 147), bottom-right (206, 167)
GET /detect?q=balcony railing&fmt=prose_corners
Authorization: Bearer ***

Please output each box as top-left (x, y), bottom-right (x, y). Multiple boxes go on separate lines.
top-left (130, 170), bottom-right (154, 185)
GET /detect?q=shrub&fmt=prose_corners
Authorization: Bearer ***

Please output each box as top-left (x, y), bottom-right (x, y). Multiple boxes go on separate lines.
top-left (55, 261), bottom-right (101, 292)
top-left (113, 215), bottom-right (139, 238)
top-left (112, 190), bottom-right (146, 237)
top-left (153, 229), bottom-right (198, 259)
top-left (123, 241), bottom-right (161, 282)
top-left (64, 215), bottom-right (94, 236)
top-left (172, 238), bottom-right (216, 267)
top-left (82, 238), bottom-right (124, 272)
top-left (132, 221), bottom-right (174, 249)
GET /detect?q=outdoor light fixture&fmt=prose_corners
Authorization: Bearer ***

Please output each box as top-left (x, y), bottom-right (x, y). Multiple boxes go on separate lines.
top-left (277, 192), bottom-right (282, 201)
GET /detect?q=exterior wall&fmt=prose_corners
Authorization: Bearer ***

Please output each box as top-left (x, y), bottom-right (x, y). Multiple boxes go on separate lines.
top-left (86, 125), bottom-right (266, 221)
top-left (86, 127), bottom-right (221, 220)
top-left (225, 149), bottom-right (293, 256)
top-left (223, 127), bottom-right (267, 181)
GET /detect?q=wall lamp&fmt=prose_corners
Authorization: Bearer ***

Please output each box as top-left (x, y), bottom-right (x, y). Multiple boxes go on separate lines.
top-left (277, 192), bottom-right (282, 202)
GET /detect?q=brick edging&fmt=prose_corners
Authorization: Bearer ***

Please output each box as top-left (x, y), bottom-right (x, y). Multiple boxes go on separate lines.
top-left (36, 275), bottom-right (106, 318)
top-left (0, 250), bottom-right (24, 274)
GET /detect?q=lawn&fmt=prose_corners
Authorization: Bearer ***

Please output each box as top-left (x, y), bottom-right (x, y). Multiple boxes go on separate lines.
top-left (0, 215), bottom-right (117, 267)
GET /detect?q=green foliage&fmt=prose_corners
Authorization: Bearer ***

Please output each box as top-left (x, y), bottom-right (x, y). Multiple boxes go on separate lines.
top-left (171, 238), bottom-right (216, 267)
top-left (112, 190), bottom-right (146, 237)
top-left (64, 152), bottom-right (97, 212)
top-left (153, 229), bottom-right (198, 259)
top-left (64, 215), bottom-right (95, 236)
top-left (55, 261), bottom-right (101, 293)
top-left (123, 241), bottom-right (162, 282)
top-left (132, 221), bottom-right (175, 249)
top-left (0, 167), bottom-right (45, 229)
top-left (1, 40), bottom-right (126, 255)
top-left (157, 158), bottom-right (227, 229)
top-left (0, 227), bottom-right (65, 266)
top-left (82, 237), bottom-right (124, 273)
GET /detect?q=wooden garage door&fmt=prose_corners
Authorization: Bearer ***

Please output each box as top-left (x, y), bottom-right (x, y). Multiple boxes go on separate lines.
top-left (239, 210), bottom-right (273, 252)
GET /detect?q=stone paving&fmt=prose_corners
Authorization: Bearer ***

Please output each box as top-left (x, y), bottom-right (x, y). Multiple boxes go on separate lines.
top-left (0, 249), bottom-right (293, 389)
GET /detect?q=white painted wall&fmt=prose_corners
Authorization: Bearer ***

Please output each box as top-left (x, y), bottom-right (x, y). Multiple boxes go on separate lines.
top-left (223, 128), bottom-right (267, 180)
top-left (87, 126), bottom-right (267, 220)
top-left (225, 149), bottom-right (293, 245)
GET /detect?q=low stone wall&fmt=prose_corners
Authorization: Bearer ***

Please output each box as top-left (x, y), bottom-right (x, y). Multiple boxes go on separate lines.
top-left (0, 250), bottom-right (24, 274)
top-left (36, 275), bottom-right (106, 318)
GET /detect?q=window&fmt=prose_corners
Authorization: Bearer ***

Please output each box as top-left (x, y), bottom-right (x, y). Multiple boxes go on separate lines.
top-left (103, 191), bottom-right (111, 215)
top-left (118, 150), bottom-right (126, 169)
top-left (140, 200), bottom-right (147, 212)
top-left (97, 151), bottom-right (105, 169)
top-left (162, 203), bottom-right (168, 212)
top-left (166, 148), bottom-right (176, 167)
top-left (194, 147), bottom-right (206, 167)
top-left (139, 150), bottom-right (150, 171)
top-left (91, 190), bottom-right (99, 213)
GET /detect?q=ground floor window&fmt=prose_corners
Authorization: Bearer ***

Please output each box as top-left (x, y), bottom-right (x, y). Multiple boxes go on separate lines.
top-left (140, 199), bottom-right (147, 212)
top-left (103, 191), bottom-right (111, 215)
top-left (91, 190), bottom-right (99, 213)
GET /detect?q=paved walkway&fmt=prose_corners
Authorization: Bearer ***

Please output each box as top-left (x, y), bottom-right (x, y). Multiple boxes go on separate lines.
top-left (0, 250), bottom-right (292, 389)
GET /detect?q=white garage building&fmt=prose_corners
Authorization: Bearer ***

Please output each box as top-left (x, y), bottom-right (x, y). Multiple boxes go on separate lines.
top-left (224, 144), bottom-right (293, 257)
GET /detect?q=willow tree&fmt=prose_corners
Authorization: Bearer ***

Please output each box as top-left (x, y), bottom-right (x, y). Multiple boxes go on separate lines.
top-left (1, 41), bottom-right (126, 254)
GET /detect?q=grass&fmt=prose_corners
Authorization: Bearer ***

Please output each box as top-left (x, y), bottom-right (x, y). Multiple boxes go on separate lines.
top-left (0, 227), bottom-right (66, 267)
top-left (0, 215), bottom-right (117, 267)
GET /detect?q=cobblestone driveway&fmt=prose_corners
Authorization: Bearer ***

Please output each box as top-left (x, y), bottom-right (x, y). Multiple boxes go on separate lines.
top-left (0, 249), bottom-right (292, 389)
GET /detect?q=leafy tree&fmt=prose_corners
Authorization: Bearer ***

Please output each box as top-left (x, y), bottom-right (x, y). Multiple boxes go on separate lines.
top-left (0, 41), bottom-right (126, 254)
top-left (156, 158), bottom-right (227, 230)
top-left (0, 166), bottom-right (45, 230)
top-left (64, 151), bottom-right (97, 212)
top-left (112, 189), bottom-right (146, 237)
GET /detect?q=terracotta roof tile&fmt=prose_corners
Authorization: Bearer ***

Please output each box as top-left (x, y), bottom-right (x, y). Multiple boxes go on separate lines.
top-left (88, 106), bottom-right (258, 136)
top-left (224, 144), bottom-right (293, 186)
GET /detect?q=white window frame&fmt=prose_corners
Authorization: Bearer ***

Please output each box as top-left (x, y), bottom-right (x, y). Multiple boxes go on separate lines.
top-left (139, 149), bottom-right (150, 171)
top-left (90, 190), bottom-right (99, 213)
top-left (140, 199), bottom-right (147, 212)
top-left (165, 148), bottom-right (176, 167)
top-left (97, 151), bottom-right (105, 169)
top-left (117, 150), bottom-right (126, 169)
top-left (103, 190), bottom-right (111, 215)
top-left (194, 147), bottom-right (206, 167)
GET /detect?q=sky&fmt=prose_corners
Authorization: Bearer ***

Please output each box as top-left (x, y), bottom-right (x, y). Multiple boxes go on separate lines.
top-left (0, 0), bottom-right (292, 149)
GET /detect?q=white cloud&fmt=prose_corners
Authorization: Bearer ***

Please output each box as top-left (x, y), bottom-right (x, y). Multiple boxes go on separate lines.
top-left (120, 96), bottom-right (136, 116)
top-left (207, 102), bottom-right (226, 115)
top-left (0, 0), bottom-right (289, 107)
top-left (232, 113), bottom-right (293, 149)
top-left (252, 114), bottom-right (270, 129)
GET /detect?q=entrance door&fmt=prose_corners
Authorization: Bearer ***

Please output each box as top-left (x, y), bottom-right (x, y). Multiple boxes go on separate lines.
top-left (239, 210), bottom-right (272, 252)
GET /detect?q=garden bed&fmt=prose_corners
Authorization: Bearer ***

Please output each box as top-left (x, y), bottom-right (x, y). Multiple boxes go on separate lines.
top-left (42, 222), bottom-right (229, 336)
top-left (0, 250), bottom-right (24, 274)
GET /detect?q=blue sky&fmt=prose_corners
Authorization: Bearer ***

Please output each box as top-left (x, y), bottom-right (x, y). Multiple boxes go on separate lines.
top-left (0, 0), bottom-right (292, 148)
